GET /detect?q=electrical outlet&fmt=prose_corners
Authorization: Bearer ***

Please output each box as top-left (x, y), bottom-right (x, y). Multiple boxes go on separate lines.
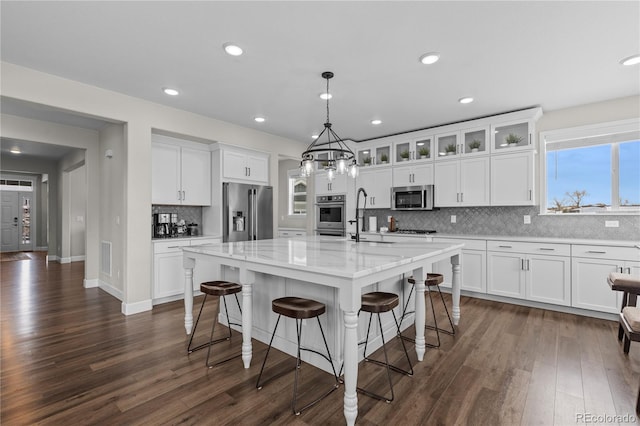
top-left (605, 220), bottom-right (619, 228)
top-left (523, 215), bottom-right (531, 224)
top-left (450, 215), bottom-right (456, 224)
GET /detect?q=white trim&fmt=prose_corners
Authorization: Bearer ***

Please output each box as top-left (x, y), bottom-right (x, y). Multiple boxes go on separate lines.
top-left (46, 254), bottom-right (58, 262)
top-left (98, 279), bottom-right (123, 300)
top-left (35, 246), bottom-right (48, 251)
top-left (84, 278), bottom-right (99, 288)
top-left (121, 299), bottom-right (153, 315)
top-left (59, 257), bottom-right (71, 264)
top-left (71, 255), bottom-right (86, 262)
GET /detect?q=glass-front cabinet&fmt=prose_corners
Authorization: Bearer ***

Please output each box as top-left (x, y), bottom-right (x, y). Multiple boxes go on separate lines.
top-left (436, 127), bottom-right (489, 160)
top-left (393, 135), bottom-right (434, 163)
top-left (356, 142), bottom-right (391, 166)
top-left (491, 120), bottom-right (532, 152)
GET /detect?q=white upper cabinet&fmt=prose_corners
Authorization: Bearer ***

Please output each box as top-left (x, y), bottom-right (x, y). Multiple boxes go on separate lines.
top-left (222, 147), bottom-right (269, 184)
top-left (152, 140), bottom-right (211, 206)
top-left (356, 142), bottom-right (391, 167)
top-left (491, 151), bottom-right (535, 206)
top-left (394, 135), bottom-right (434, 163)
top-left (491, 118), bottom-right (537, 153)
top-left (357, 167), bottom-right (392, 208)
top-left (435, 126), bottom-right (489, 161)
top-left (392, 163), bottom-right (433, 187)
top-left (315, 172), bottom-right (348, 195)
top-left (435, 157), bottom-right (490, 207)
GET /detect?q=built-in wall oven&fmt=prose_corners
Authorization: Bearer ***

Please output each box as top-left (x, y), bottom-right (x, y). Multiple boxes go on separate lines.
top-left (315, 194), bottom-right (346, 236)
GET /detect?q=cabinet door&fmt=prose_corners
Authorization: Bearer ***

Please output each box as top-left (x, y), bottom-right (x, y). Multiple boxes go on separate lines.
top-left (181, 147), bottom-right (211, 206)
top-left (392, 165), bottom-right (414, 187)
top-left (459, 157), bottom-right (490, 206)
top-left (487, 251), bottom-right (526, 298)
top-left (571, 257), bottom-right (620, 313)
top-left (315, 173), bottom-right (347, 195)
top-left (412, 164), bottom-right (434, 185)
top-left (152, 143), bottom-right (181, 204)
top-left (358, 168), bottom-right (391, 208)
top-left (222, 150), bottom-right (250, 181)
top-left (246, 153), bottom-right (269, 183)
top-left (626, 261), bottom-right (640, 276)
top-left (491, 151), bottom-right (534, 206)
top-left (153, 251), bottom-right (186, 299)
top-left (434, 249), bottom-right (486, 293)
top-left (527, 254), bottom-right (571, 306)
top-left (434, 160), bottom-right (459, 207)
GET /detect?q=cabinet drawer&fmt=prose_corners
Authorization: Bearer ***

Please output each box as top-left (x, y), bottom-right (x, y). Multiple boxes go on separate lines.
top-left (571, 244), bottom-right (640, 261)
top-left (487, 240), bottom-right (570, 256)
top-left (433, 237), bottom-right (486, 251)
top-left (153, 240), bottom-right (190, 254)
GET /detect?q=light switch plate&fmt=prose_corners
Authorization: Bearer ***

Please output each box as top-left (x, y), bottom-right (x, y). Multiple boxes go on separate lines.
top-left (451, 215), bottom-right (456, 224)
top-left (605, 220), bottom-right (619, 228)
top-left (523, 215), bottom-right (531, 224)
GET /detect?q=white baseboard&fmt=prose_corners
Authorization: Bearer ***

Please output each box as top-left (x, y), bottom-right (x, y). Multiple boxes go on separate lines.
top-left (71, 255), bottom-right (86, 262)
top-left (121, 299), bottom-right (153, 315)
top-left (35, 246), bottom-right (48, 251)
top-left (59, 257), bottom-right (71, 264)
top-left (98, 279), bottom-right (123, 300)
top-left (46, 255), bottom-right (59, 262)
top-left (84, 278), bottom-right (99, 288)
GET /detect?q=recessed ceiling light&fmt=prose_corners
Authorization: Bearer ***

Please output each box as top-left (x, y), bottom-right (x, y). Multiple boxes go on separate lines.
top-left (419, 52), bottom-right (440, 65)
top-left (163, 87), bottom-right (179, 96)
top-left (311, 134), bottom-right (319, 139)
top-left (620, 54), bottom-right (640, 66)
top-left (254, 116), bottom-right (265, 123)
top-left (10, 148), bottom-right (21, 154)
top-left (371, 119), bottom-right (382, 125)
top-left (319, 93), bottom-right (332, 100)
top-left (223, 43), bottom-right (243, 56)
top-left (459, 97), bottom-right (474, 104)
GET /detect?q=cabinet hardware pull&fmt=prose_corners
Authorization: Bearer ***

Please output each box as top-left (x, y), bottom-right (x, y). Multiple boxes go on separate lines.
top-left (178, 191), bottom-right (181, 201)
top-left (626, 267), bottom-right (632, 274)
top-left (521, 259), bottom-right (525, 270)
top-left (539, 248), bottom-right (555, 251)
top-left (248, 167), bottom-right (251, 176)
top-left (498, 245), bottom-right (512, 248)
top-left (167, 246), bottom-right (182, 249)
top-left (526, 259), bottom-right (530, 270)
top-left (182, 190), bottom-right (185, 200)
top-left (461, 193), bottom-right (463, 202)
top-left (618, 266), bottom-right (624, 273)
top-left (529, 190), bottom-right (532, 200)
top-left (587, 250), bottom-right (606, 254)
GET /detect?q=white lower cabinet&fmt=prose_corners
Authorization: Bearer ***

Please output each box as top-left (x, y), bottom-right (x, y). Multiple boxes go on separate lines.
top-left (487, 241), bottom-right (571, 306)
top-left (432, 237), bottom-right (486, 293)
top-left (570, 244), bottom-right (640, 313)
top-left (278, 229), bottom-right (307, 238)
top-left (152, 238), bottom-right (221, 304)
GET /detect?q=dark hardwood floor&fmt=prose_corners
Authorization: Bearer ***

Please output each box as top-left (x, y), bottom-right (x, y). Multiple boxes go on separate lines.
top-left (2, 252), bottom-right (639, 425)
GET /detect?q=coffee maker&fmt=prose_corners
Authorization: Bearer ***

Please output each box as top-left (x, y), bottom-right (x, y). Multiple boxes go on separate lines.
top-left (153, 213), bottom-right (171, 238)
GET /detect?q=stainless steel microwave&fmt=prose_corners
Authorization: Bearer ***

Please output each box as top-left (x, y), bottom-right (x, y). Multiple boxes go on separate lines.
top-left (391, 185), bottom-right (434, 210)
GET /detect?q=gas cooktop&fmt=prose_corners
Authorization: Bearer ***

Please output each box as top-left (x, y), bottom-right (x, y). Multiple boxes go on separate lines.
top-left (394, 229), bottom-right (437, 234)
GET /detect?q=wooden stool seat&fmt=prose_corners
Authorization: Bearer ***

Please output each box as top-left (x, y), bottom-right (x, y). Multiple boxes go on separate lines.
top-left (200, 281), bottom-right (242, 296)
top-left (272, 297), bottom-right (326, 319)
top-left (407, 273), bottom-right (444, 286)
top-left (257, 296), bottom-right (339, 415)
top-left (361, 292), bottom-right (399, 313)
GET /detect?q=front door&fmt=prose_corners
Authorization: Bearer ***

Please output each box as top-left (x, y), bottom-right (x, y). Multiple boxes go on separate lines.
top-left (1, 191), bottom-right (20, 251)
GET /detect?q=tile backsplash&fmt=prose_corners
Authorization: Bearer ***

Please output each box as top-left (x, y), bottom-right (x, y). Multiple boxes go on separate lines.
top-left (365, 206), bottom-right (640, 241)
top-left (152, 205), bottom-right (202, 225)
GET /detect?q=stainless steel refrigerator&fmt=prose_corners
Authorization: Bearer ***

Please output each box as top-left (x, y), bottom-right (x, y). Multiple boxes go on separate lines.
top-left (223, 182), bottom-right (273, 242)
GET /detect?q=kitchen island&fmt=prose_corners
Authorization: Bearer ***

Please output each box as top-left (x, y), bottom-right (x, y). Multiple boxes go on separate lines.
top-left (182, 236), bottom-right (463, 425)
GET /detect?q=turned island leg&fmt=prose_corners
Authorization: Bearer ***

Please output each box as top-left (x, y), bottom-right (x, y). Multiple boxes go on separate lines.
top-left (343, 310), bottom-right (359, 426)
top-left (451, 254), bottom-right (461, 326)
top-left (183, 256), bottom-right (196, 335)
top-left (413, 266), bottom-right (426, 361)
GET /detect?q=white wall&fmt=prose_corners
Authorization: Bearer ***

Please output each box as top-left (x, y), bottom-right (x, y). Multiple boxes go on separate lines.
top-left (1, 61), bottom-right (306, 314)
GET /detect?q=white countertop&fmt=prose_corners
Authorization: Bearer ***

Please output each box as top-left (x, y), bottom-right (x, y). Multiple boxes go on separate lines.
top-left (182, 236), bottom-right (464, 279)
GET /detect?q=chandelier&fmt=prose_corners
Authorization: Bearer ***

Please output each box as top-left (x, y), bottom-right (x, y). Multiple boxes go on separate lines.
top-left (299, 71), bottom-right (358, 180)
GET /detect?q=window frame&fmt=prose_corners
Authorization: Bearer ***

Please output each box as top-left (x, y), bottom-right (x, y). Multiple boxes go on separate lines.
top-left (287, 169), bottom-right (307, 216)
top-left (539, 118), bottom-right (640, 215)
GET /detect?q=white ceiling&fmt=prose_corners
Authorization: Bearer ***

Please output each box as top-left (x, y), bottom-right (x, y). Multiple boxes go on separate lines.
top-left (1, 1), bottom-right (639, 147)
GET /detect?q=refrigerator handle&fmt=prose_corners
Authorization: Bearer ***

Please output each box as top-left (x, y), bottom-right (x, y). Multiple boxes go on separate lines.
top-left (248, 188), bottom-right (256, 240)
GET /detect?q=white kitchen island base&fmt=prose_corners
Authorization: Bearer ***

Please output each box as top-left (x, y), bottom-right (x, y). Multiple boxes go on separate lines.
top-left (183, 237), bottom-right (463, 425)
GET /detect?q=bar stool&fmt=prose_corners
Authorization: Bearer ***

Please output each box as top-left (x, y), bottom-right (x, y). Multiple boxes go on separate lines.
top-left (187, 280), bottom-right (242, 368)
top-left (608, 272), bottom-right (640, 349)
top-left (355, 291), bottom-right (413, 403)
top-left (399, 273), bottom-right (455, 348)
top-left (256, 296), bottom-right (339, 415)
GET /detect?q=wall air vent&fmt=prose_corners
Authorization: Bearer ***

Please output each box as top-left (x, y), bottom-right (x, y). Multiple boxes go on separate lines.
top-left (101, 241), bottom-right (112, 276)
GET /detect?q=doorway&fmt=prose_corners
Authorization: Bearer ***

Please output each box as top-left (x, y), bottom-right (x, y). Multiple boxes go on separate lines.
top-left (1, 178), bottom-right (35, 252)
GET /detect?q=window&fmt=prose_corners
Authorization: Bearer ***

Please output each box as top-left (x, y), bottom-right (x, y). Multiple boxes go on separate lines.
top-left (287, 170), bottom-right (307, 215)
top-left (541, 119), bottom-right (640, 214)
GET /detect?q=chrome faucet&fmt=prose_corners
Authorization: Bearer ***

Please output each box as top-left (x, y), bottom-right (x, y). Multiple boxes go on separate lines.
top-left (354, 187), bottom-right (368, 242)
